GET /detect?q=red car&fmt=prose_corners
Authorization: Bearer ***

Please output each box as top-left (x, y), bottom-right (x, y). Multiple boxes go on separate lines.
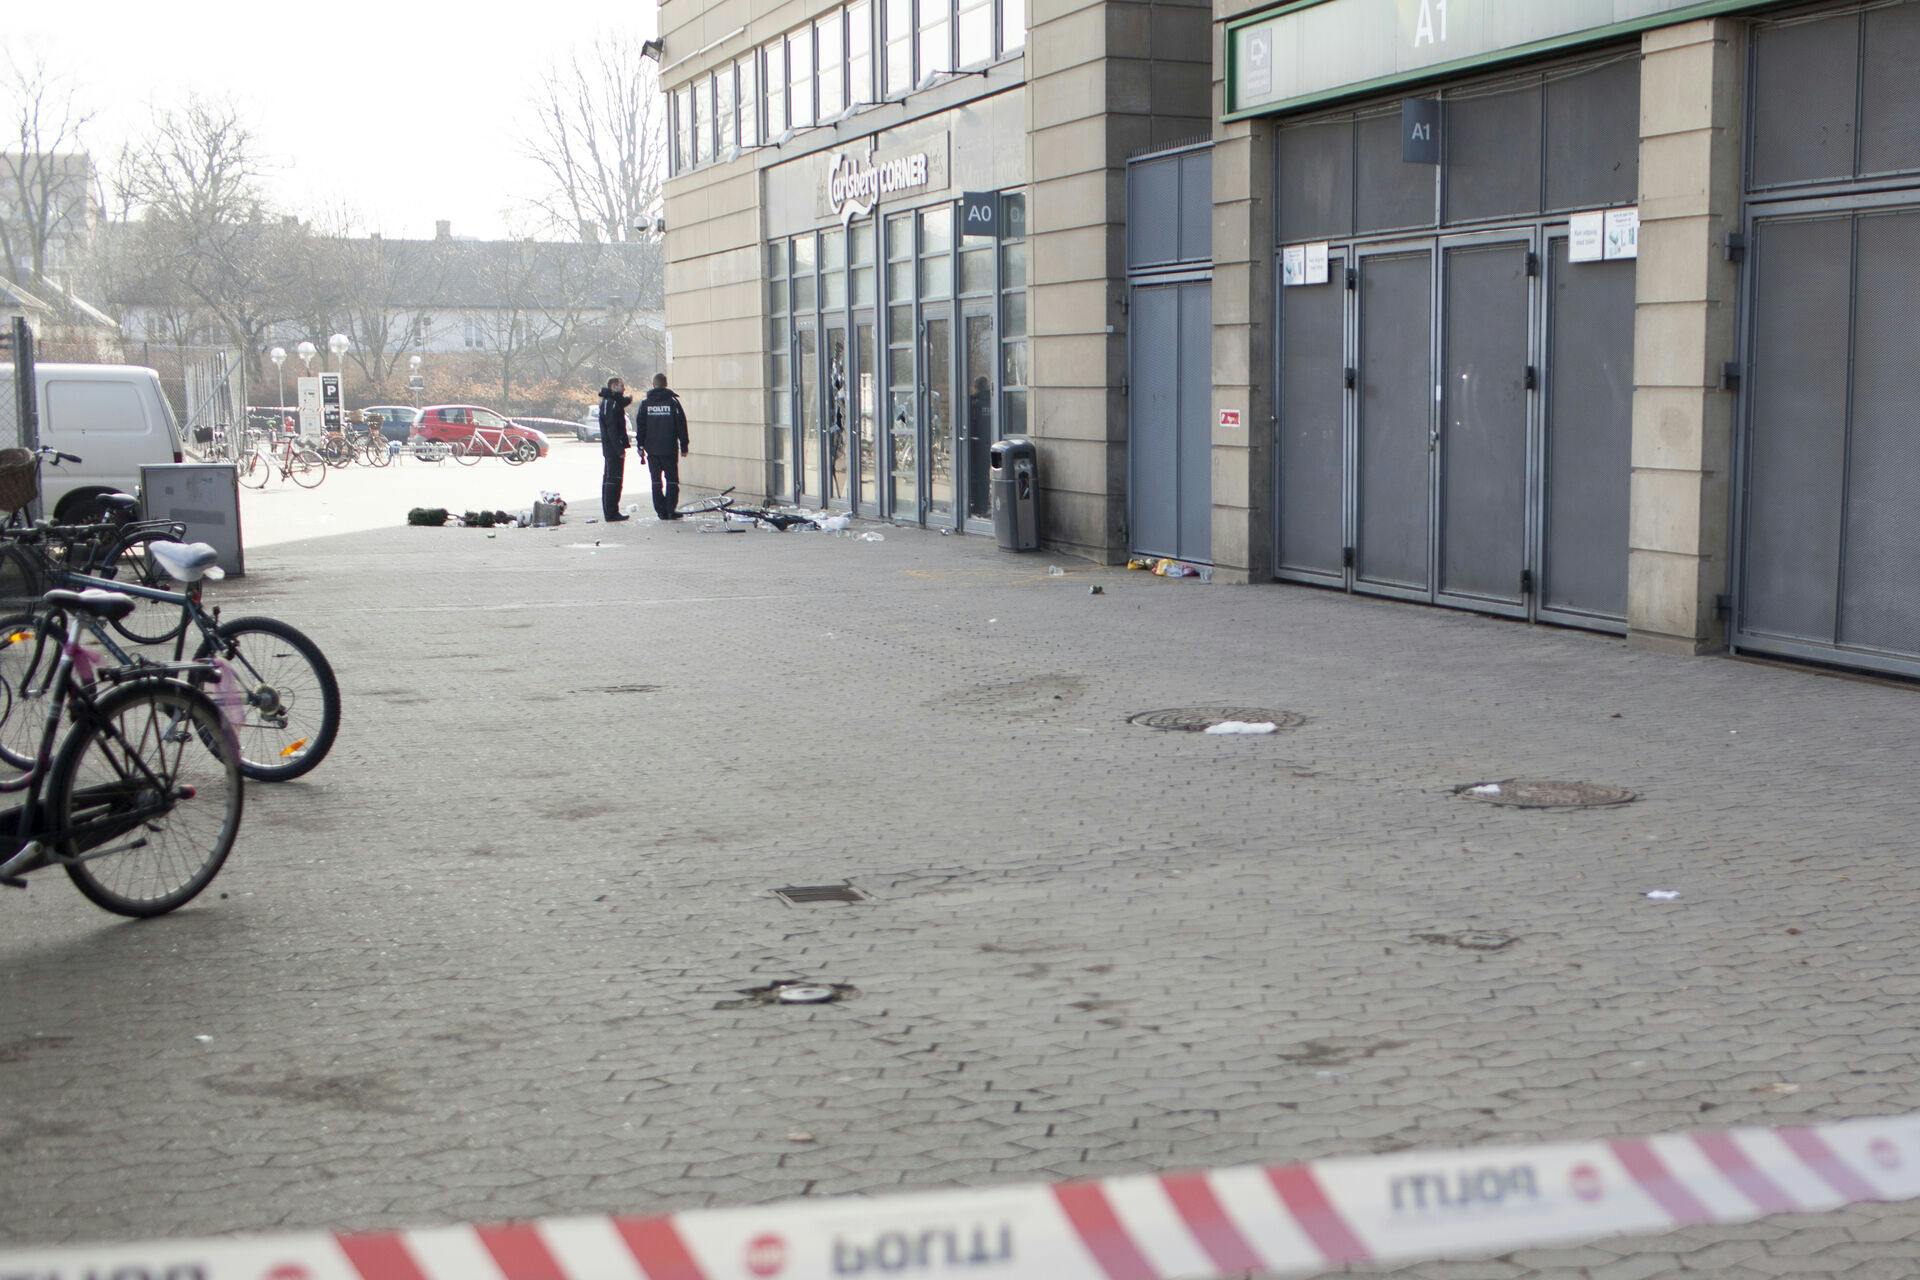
top-left (413, 405), bottom-right (550, 461)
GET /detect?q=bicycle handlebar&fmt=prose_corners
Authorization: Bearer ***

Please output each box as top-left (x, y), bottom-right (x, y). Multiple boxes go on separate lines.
top-left (31, 445), bottom-right (82, 466)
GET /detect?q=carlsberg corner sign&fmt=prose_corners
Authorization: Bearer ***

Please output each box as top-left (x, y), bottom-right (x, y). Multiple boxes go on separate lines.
top-left (828, 150), bottom-right (932, 227)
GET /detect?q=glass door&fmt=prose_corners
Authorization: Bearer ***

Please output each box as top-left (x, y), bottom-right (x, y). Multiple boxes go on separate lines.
top-left (855, 316), bottom-right (877, 515)
top-left (922, 307), bottom-right (954, 525)
top-left (825, 325), bottom-right (850, 509)
top-left (888, 304), bottom-right (918, 520)
top-left (795, 324), bottom-right (819, 508)
top-left (962, 305), bottom-right (995, 524)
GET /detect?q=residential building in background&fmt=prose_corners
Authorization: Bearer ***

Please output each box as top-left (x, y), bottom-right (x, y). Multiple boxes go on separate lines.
top-left (661, 0), bottom-right (1920, 682)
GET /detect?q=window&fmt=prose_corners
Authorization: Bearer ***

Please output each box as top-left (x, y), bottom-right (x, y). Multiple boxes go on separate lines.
top-left (885, 211), bottom-right (915, 301)
top-left (958, 0), bottom-right (992, 67)
top-left (671, 85), bottom-right (692, 173)
top-left (788, 26), bottom-right (815, 128)
top-left (692, 79), bottom-right (711, 166)
top-left (918, 205), bottom-right (953, 299)
top-left (851, 220), bottom-right (876, 306)
top-left (817, 12), bottom-right (845, 120)
top-left (849, 1), bottom-right (874, 106)
top-left (1001, 0), bottom-right (1024, 53)
top-left (737, 55), bottom-right (759, 148)
top-left (464, 316), bottom-right (485, 349)
top-left (792, 233), bottom-right (818, 312)
top-left (822, 228), bottom-right (847, 309)
top-left (716, 66), bottom-right (736, 156)
top-left (768, 241), bottom-right (791, 498)
top-left (475, 409), bottom-right (510, 429)
top-left (764, 40), bottom-right (787, 137)
top-left (918, 0), bottom-right (952, 84)
top-left (999, 191), bottom-right (1027, 436)
top-left (885, 0), bottom-right (913, 95)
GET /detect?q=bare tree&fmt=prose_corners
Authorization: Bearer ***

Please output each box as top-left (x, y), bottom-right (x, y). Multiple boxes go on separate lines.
top-left (120, 96), bottom-right (298, 370)
top-left (523, 35), bottom-right (667, 243)
top-left (288, 216), bottom-right (453, 400)
top-left (0, 52), bottom-right (96, 286)
top-left (534, 240), bottom-right (660, 385)
top-left (469, 235), bottom-right (550, 413)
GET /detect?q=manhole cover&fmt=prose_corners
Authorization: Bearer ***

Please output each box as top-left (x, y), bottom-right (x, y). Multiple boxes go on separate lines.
top-left (1414, 930), bottom-right (1519, 952)
top-left (1129, 707), bottom-right (1305, 732)
top-left (1456, 780), bottom-right (1635, 809)
top-left (774, 882), bottom-right (870, 906)
top-left (715, 981), bottom-right (858, 1009)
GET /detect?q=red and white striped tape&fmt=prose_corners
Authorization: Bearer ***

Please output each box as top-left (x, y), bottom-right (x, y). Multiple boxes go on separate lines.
top-left (9, 1114), bottom-right (1919, 1280)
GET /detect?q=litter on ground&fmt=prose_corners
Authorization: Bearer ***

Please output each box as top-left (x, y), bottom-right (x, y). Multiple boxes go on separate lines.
top-left (1470, 784), bottom-right (1504, 796)
top-left (1645, 889), bottom-right (1682, 901)
top-left (1204, 721), bottom-right (1279, 735)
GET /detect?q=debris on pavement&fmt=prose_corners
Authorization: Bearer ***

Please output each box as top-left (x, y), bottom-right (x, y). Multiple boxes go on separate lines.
top-left (1752, 1082), bottom-right (1800, 1096)
top-left (1645, 889), bottom-right (1682, 901)
top-left (1089, 585), bottom-right (1104, 595)
top-left (1469, 784), bottom-right (1504, 796)
top-left (1048, 565), bottom-right (1066, 576)
top-left (1204, 721), bottom-right (1280, 735)
top-left (406, 507), bottom-right (449, 527)
top-left (859, 532), bottom-right (885, 542)
top-left (786, 1131), bottom-right (817, 1143)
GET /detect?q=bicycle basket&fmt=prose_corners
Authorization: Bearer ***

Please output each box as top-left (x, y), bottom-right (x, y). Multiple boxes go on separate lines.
top-left (0, 449), bottom-right (37, 516)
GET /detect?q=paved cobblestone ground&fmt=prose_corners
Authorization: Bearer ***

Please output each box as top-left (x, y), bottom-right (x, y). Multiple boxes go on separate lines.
top-left (4, 509), bottom-right (1920, 1278)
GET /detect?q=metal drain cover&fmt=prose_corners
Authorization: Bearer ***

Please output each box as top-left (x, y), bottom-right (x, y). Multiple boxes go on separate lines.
top-left (775, 985), bottom-right (838, 1004)
top-left (1458, 780), bottom-right (1635, 809)
top-left (775, 883), bottom-right (870, 906)
top-left (1129, 707), bottom-right (1305, 732)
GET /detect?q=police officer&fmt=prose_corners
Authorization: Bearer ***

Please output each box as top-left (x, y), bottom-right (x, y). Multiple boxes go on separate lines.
top-left (597, 377), bottom-right (633, 521)
top-left (636, 373), bottom-right (690, 521)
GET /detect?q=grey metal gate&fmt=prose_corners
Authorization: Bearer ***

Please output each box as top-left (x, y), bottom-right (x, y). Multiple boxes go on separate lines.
top-left (1353, 245), bottom-right (1433, 596)
top-left (1127, 282), bottom-right (1213, 563)
top-left (1735, 200), bottom-right (1920, 675)
top-left (1125, 142), bottom-right (1214, 564)
top-left (1731, 3), bottom-right (1920, 677)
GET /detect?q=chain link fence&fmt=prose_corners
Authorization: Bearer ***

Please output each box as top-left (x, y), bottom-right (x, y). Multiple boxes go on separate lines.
top-left (1, 315), bottom-right (37, 454)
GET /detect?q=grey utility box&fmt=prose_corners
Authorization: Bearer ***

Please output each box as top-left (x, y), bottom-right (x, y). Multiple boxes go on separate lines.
top-left (989, 438), bottom-right (1039, 552)
top-left (140, 463), bottom-right (245, 577)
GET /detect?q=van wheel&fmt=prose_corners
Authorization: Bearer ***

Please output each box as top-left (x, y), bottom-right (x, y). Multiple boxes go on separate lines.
top-left (56, 493), bottom-right (111, 525)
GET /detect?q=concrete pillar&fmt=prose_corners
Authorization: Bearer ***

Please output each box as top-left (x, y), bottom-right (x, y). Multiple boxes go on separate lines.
top-left (1627, 18), bottom-right (1745, 654)
top-left (1207, 112), bottom-right (1274, 585)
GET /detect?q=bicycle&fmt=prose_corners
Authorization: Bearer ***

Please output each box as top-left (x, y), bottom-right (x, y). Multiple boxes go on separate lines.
top-left (0, 540), bottom-right (340, 783)
top-left (450, 425), bottom-right (538, 466)
top-left (0, 587), bottom-right (243, 917)
top-left (240, 433), bottom-right (326, 489)
top-left (678, 488), bottom-right (822, 531)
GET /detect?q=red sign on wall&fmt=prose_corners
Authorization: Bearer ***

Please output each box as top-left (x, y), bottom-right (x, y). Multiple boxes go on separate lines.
top-left (1218, 409), bottom-right (1243, 428)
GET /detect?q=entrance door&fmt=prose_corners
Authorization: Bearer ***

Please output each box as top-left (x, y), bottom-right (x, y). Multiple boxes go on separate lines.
top-left (922, 308), bottom-right (955, 525)
top-left (825, 324), bottom-right (850, 509)
top-left (1353, 244), bottom-right (1434, 598)
top-left (888, 308), bottom-right (918, 521)
top-left (855, 316), bottom-right (877, 516)
top-left (962, 306), bottom-right (995, 525)
top-left (1436, 235), bottom-right (1532, 615)
top-left (795, 324), bottom-right (819, 507)
top-left (1275, 250), bottom-right (1349, 584)
top-left (1127, 280), bottom-right (1212, 562)
top-left (1540, 232), bottom-right (1632, 627)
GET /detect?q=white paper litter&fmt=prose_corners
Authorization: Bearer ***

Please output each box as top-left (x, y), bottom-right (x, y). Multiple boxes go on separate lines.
top-left (1645, 889), bottom-right (1681, 901)
top-left (1204, 721), bottom-right (1279, 736)
top-left (818, 514), bottom-right (852, 533)
top-left (858, 532), bottom-right (885, 542)
top-left (194, 1035), bottom-right (212, 1043)
top-left (1469, 783), bottom-right (1503, 796)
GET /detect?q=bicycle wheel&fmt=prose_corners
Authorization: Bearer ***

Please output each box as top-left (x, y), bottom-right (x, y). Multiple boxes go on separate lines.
top-left (195, 615), bottom-right (340, 781)
top-left (451, 438), bottom-right (481, 466)
top-left (364, 439), bottom-right (391, 468)
top-left (239, 452), bottom-right (270, 489)
top-left (289, 449), bottom-right (327, 489)
top-left (325, 442), bottom-right (352, 469)
top-left (101, 531), bottom-right (191, 646)
top-left (55, 678), bottom-right (242, 918)
top-left (0, 612), bottom-right (50, 771)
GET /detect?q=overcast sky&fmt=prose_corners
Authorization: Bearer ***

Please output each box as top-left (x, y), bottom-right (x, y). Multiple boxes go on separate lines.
top-left (8, 0), bottom-right (659, 240)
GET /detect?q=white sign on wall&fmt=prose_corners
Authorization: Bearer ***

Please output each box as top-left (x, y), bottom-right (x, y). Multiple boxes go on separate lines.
top-left (1604, 207), bottom-right (1640, 260)
top-left (296, 376), bottom-right (322, 437)
top-left (826, 149), bottom-right (933, 227)
top-left (1282, 244), bottom-right (1307, 286)
top-left (1569, 211), bottom-right (1605, 263)
top-left (1304, 241), bottom-right (1330, 285)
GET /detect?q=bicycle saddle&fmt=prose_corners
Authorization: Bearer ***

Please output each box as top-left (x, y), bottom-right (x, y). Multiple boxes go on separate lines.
top-left (101, 493), bottom-right (138, 511)
top-left (42, 588), bottom-right (137, 622)
top-left (149, 541), bottom-right (225, 584)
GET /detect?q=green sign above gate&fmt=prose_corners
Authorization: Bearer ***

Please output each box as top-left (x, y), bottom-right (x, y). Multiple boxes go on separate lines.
top-left (1225, 0), bottom-right (1776, 120)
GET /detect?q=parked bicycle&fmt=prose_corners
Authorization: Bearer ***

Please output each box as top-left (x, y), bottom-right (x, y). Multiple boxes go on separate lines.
top-left (0, 541), bottom-right (340, 782)
top-left (241, 432), bottom-right (326, 489)
top-left (0, 587), bottom-right (243, 917)
top-left (451, 424), bottom-right (540, 466)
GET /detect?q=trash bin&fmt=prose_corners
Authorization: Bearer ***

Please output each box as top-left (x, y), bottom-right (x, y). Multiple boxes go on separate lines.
top-left (990, 438), bottom-right (1039, 551)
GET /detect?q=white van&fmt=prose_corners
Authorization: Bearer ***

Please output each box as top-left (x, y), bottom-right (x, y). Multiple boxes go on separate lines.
top-left (0, 363), bottom-right (185, 522)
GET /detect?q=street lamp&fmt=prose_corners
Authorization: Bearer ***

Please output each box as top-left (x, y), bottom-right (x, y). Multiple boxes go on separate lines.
top-left (296, 340), bottom-right (316, 373)
top-left (269, 345), bottom-right (287, 414)
top-left (408, 353), bottom-right (423, 411)
top-left (328, 332), bottom-right (350, 371)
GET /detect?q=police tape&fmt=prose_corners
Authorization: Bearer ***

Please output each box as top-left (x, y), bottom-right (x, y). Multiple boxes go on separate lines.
top-left (9, 1112), bottom-right (1920, 1280)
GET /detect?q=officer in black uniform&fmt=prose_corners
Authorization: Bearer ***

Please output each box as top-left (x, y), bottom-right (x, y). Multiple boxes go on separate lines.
top-left (636, 374), bottom-right (691, 521)
top-left (597, 377), bottom-right (633, 522)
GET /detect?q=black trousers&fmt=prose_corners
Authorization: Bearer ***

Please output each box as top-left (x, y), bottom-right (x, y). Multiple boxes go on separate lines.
top-left (600, 449), bottom-right (625, 518)
top-left (647, 450), bottom-right (680, 520)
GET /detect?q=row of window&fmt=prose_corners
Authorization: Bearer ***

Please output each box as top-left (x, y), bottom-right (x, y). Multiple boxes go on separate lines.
top-left (669, 0), bottom-right (1025, 175)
